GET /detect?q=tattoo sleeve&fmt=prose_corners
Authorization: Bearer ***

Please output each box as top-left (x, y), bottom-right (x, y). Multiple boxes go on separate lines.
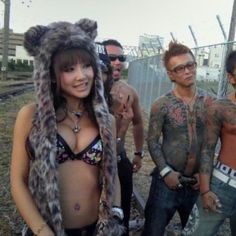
top-left (200, 103), bottom-right (221, 175)
top-left (147, 99), bottom-right (167, 170)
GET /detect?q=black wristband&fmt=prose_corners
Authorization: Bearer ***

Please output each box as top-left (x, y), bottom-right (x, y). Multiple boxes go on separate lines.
top-left (200, 190), bottom-right (210, 196)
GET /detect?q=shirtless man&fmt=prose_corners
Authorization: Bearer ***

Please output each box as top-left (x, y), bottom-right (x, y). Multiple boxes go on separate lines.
top-left (142, 42), bottom-right (215, 236)
top-left (189, 50), bottom-right (236, 236)
top-left (103, 39), bottom-right (144, 236)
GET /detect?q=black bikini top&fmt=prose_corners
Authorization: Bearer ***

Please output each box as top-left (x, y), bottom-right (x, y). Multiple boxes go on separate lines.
top-left (26, 134), bottom-right (103, 166)
top-left (56, 134), bottom-right (102, 165)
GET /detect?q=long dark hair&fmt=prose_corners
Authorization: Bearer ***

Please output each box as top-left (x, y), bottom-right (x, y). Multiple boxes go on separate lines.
top-left (50, 47), bottom-right (98, 122)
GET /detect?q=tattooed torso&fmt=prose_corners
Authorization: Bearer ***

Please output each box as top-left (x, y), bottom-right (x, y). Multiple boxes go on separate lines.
top-left (200, 98), bottom-right (236, 174)
top-left (147, 88), bottom-right (215, 175)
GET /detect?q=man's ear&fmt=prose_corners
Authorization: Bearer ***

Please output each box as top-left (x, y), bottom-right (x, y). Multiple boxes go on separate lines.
top-left (167, 71), bottom-right (175, 82)
top-left (227, 72), bottom-right (236, 85)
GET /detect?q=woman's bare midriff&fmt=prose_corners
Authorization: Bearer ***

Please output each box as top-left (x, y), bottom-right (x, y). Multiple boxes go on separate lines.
top-left (58, 161), bottom-right (101, 228)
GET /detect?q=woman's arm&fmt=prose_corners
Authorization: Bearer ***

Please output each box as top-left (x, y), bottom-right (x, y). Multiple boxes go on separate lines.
top-left (10, 103), bottom-right (54, 236)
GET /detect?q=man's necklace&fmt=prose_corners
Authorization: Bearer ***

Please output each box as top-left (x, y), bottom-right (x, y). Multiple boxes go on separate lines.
top-left (174, 89), bottom-right (196, 106)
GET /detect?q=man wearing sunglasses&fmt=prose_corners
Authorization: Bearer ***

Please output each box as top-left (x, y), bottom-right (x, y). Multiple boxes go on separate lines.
top-left (103, 39), bottom-right (144, 236)
top-left (142, 42), bottom-right (215, 236)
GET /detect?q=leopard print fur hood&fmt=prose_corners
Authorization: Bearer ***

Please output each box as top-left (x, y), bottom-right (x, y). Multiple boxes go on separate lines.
top-left (23, 18), bottom-right (124, 235)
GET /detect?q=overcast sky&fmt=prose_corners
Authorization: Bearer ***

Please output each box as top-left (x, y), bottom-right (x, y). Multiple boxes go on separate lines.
top-left (0, 0), bottom-right (234, 48)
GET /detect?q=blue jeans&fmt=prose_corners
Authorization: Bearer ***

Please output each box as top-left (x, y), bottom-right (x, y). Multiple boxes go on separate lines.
top-left (142, 169), bottom-right (199, 236)
top-left (189, 175), bottom-right (236, 236)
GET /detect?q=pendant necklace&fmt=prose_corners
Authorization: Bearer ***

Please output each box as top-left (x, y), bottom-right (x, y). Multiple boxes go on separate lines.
top-left (68, 110), bottom-right (83, 134)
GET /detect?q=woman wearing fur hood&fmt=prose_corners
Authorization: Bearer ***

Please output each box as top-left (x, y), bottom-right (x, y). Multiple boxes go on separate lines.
top-left (10, 18), bottom-right (124, 236)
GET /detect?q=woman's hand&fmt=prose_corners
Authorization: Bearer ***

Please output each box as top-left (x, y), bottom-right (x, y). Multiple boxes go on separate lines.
top-left (34, 223), bottom-right (55, 236)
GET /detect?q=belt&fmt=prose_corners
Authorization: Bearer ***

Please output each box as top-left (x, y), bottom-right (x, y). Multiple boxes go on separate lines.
top-left (215, 161), bottom-right (236, 179)
top-left (213, 169), bottom-right (236, 189)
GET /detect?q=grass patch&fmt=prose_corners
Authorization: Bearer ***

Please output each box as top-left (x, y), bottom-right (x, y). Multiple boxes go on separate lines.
top-left (0, 92), bottom-right (35, 235)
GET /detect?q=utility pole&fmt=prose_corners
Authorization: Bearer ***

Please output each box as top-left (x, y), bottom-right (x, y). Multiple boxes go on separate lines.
top-left (1, 0), bottom-right (10, 80)
top-left (217, 0), bottom-right (236, 98)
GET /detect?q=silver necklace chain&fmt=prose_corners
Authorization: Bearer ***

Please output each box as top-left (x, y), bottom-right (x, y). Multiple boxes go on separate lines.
top-left (68, 110), bottom-right (83, 134)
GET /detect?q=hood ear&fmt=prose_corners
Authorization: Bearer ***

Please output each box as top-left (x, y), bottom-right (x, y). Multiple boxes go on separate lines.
top-left (76, 18), bottom-right (97, 40)
top-left (24, 25), bottom-right (48, 56)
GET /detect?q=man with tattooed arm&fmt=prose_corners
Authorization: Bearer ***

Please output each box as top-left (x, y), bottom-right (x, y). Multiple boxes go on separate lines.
top-left (189, 50), bottom-right (236, 236)
top-left (103, 39), bottom-right (144, 236)
top-left (142, 42), bottom-right (214, 236)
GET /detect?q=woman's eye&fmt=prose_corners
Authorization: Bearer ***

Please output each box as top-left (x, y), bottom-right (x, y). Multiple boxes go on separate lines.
top-left (64, 66), bottom-right (75, 72)
top-left (84, 64), bottom-right (91, 68)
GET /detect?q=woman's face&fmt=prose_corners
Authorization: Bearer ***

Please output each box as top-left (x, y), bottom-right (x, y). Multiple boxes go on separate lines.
top-left (59, 61), bottom-right (94, 100)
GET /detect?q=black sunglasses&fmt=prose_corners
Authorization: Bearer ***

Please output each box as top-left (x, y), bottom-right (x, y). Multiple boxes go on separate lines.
top-left (108, 54), bottom-right (126, 62)
top-left (170, 61), bottom-right (197, 74)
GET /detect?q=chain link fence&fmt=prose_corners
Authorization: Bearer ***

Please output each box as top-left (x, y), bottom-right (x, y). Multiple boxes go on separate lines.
top-left (128, 41), bottom-right (236, 112)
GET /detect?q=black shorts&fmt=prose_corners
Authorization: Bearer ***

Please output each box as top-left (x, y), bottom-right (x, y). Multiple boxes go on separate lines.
top-left (24, 222), bottom-right (97, 236)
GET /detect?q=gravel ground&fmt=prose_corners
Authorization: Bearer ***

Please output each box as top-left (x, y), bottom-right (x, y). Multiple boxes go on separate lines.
top-left (0, 92), bottom-right (232, 236)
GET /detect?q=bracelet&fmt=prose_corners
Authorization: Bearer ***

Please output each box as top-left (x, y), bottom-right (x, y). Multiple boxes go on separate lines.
top-left (162, 170), bottom-right (172, 178)
top-left (111, 206), bottom-right (124, 221)
top-left (116, 137), bottom-right (122, 143)
top-left (200, 190), bottom-right (210, 196)
top-left (35, 222), bottom-right (47, 236)
top-left (160, 166), bottom-right (172, 178)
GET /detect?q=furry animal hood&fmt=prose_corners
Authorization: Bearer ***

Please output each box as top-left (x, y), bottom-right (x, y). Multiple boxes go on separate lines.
top-left (24, 19), bottom-right (122, 235)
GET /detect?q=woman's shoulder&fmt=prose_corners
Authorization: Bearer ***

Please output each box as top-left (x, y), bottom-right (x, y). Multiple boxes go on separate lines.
top-left (13, 103), bottom-right (36, 143)
top-left (15, 103), bottom-right (36, 128)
